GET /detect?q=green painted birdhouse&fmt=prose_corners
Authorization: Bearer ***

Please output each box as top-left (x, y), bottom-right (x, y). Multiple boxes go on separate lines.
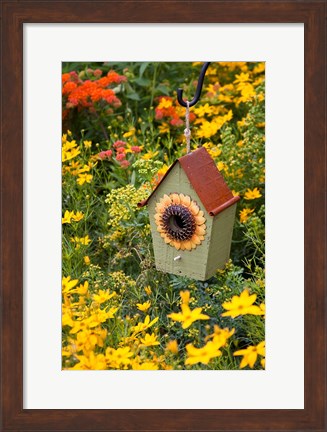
top-left (138, 147), bottom-right (240, 281)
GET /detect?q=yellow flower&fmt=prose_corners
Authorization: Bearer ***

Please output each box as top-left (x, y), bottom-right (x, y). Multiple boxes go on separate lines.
top-left (237, 83), bottom-right (256, 104)
top-left (253, 63), bottom-right (265, 74)
top-left (185, 340), bottom-right (222, 365)
top-left (62, 147), bottom-right (80, 162)
top-left (221, 289), bottom-right (264, 318)
top-left (132, 361), bottom-right (159, 370)
top-left (106, 346), bottom-right (133, 369)
top-left (75, 328), bottom-right (107, 354)
top-left (73, 281), bottom-right (89, 296)
top-left (84, 255), bottom-right (90, 265)
top-left (72, 352), bottom-right (106, 370)
top-left (77, 173), bottom-right (93, 185)
top-left (62, 276), bottom-right (79, 294)
top-left (131, 315), bottom-right (159, 335)
top-left (166, 340), bottom-right (178, 354)
top-left (239, 208), bottom-right (254, 223)
top-left (141, 150), bottom-right (159, 160)
top-left (196, 120), bottom-right (219, 139)
top-left (136, 301), bottom-right (151, 312)
top-left (205, 325), bottom-right (235, 348)
top-left (80, 235), bottom-right (91, 245)
top-left (93, 289), bottom-right (116, 304)
top-left (168, 303), bottom-right (209, 329)
top-left (234, 341), bottom-right (265, 368)
top-left (68, 160), bottom-right (81, 176)
top-left (180, 290), bottom-right (190, 305)
top-left (62, 210), bottom-right (84, 224)
top-left (78, 165), bottom-right (90, 174)
top-left (140, 332), bottom-right (160, 347)
top-left (71, 235), bottom-right (91, 246)
top-left (234, 72), bottom-right (250, 84)
top-left (196, 111), bottom-right (232, 139)
top-left (69, 319), bottom-right (90, 334)
top-left (83, 140), bottom-right (92, 149)
top-left (194, 103), bottom-right (214, 117)
top-left (72, 211), bottom-right (84, 221)
top-left (144, 286), bottom-right (152, 296)
top-left (158, 123), bottom-right (170, 134)
top-left (87, 306), bottom-right (118, 328)
top-left (62, 210), bottom-right (74, 224)
top-left (157, 97), bottom-right (172, 109)
top-left (155, 193), bottom-right (206, 251)
top-left (217, 161), bottom-right (226, 171)
top-left (62, 311), bottom-right (74, 327)
top-left (244, 187), bottom-right (262, 200)
top-left (207, 145), bottom-right (222, 159)
top-left (62, 139), bottom-right (77, 151)
top-left (123, 128), bottom-right (136, 138)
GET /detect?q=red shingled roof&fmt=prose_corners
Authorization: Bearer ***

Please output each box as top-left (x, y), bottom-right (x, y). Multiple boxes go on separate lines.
top-left (138, 146), bottom-right (240, 216)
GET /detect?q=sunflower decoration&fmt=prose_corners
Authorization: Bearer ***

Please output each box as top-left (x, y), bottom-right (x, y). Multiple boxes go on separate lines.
top-left (154, 193), bottom-right (206, 251)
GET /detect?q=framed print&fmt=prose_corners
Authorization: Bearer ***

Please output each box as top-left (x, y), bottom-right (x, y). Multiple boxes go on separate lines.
top-left (1, 1), bottom-right (326, 431)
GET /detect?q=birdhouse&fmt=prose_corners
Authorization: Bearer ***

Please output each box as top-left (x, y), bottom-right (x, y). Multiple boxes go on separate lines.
top-left (138, 147), bottom-right (240, 281)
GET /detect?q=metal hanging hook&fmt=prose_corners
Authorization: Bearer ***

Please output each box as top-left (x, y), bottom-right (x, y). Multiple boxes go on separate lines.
top-left (177, 62), bottom-right (211, 107)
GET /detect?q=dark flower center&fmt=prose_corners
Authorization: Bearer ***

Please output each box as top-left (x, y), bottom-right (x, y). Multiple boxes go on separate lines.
top-left (161, 204), bottom-right (196, 241)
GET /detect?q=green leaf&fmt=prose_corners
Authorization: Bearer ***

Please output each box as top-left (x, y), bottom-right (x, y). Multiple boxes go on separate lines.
top-left (134, 77), bottom-right (151, 87)
top-left (139, 62), bottom-right (149, 78)
top-left (155, 84), bottom-right (170, 96)
top-left (127, 93), bottom-right (141, 101)
top-left (130, 170), bottom-right (136, 185)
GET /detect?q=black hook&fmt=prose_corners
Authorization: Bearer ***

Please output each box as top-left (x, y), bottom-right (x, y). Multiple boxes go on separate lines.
top-left (177, 62), bottom-right (211, 107)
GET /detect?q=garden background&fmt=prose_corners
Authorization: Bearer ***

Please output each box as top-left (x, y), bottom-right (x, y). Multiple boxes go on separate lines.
top-left (62, 61), bottom-right (265, 370)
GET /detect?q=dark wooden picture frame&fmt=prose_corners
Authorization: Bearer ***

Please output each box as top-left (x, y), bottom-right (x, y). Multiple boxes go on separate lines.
top-left (1, 1), bottom-right (326, 431)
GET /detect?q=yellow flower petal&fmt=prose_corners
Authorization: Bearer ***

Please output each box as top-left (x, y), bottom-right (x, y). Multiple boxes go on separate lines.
top-left (170, 193), bottom-right (181, 205)
top-left (195, 215), bottom-right (206, 224)
top-left (181, 194), bottom-right (191, 207)
top-left (154, 214), bottom-right (162, 223)
top-left (189, 202), bottom-right (200, 215)
top-left (195, 224), bottom-right (206, 235)
top-left (182, 240), bottom-right (193, 251)
top-left (155, 202), bottom-right (166, 213)
top-left (161, 194), bottom-right (172, 206)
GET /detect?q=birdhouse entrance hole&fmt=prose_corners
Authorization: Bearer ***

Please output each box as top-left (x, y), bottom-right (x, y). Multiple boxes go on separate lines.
top-left (161, 204), bottom-right (196, 242)
top-left (169, 214), bottom-right (184, 231)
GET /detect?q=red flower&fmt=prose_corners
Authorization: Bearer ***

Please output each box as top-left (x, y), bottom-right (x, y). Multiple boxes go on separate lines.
top-left (98, 150), bottom-right (113, 160)
top-left (116, 153), bottom-right (126, 161)
top-left (113, 140), bottom-right (126, 148)
top-left (119, 160), bottom-right (130, 169)
top-left (170, 118), bottom-right (184, 127)
top-left (93, 69), bottom-right (103, 78)
top-left (131, 146), bottom-right (141, 153)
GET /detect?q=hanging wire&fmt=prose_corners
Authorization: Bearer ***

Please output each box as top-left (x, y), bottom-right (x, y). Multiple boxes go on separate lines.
top-left (177, 62), bottom-right (211, 107)
top-left (184, 100), bottom-right (191, 153)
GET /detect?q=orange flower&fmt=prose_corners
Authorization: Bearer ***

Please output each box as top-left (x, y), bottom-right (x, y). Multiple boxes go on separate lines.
top-left (62, 70), bottom-right (126, 115)
top-left (155, 96), bottom-right (196, 127)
